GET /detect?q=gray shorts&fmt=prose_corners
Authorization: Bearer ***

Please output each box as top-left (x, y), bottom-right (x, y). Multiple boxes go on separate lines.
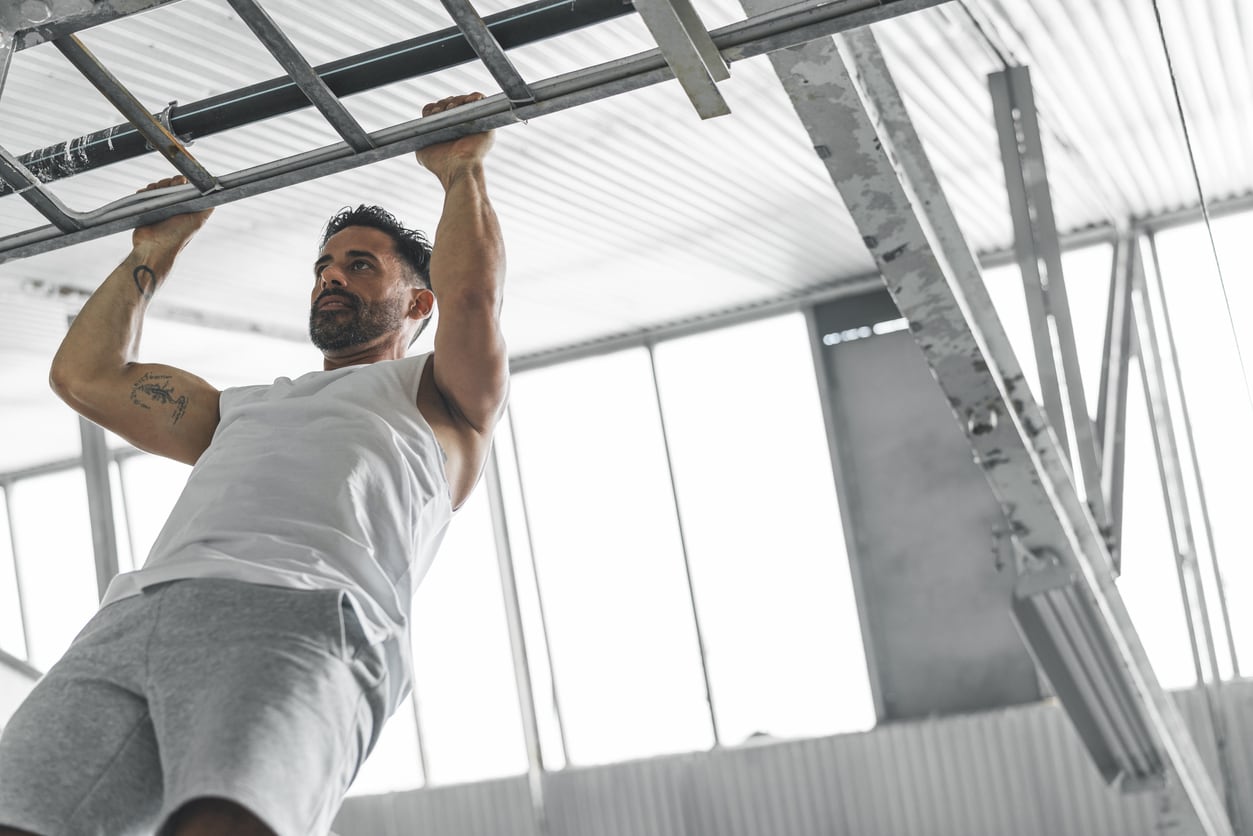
top-left (0, 577), bottom-right (389, 836)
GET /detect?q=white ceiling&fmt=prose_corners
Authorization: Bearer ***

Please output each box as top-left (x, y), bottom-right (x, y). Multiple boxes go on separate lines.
top-left (0, 0), bottom-right (1247, 422)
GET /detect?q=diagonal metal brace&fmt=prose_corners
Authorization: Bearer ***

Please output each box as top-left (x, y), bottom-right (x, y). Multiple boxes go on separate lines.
top-left (632, 0), bottom-right (730, 119)
top-left (224, 0), bottom-right (375, 152)
top-left (0, 144), bottom-right (83, 231)
top-left (52, 34), bottom-right (219, 192)
top-left (439, 0), bottom-right (536, 104)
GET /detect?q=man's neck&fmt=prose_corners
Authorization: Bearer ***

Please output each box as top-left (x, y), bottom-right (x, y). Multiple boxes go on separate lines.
top-left (322, 338), bottom-right (408, 371)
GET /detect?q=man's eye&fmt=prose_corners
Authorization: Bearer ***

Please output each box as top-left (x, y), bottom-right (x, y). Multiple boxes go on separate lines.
top-left (352, 260), bottom-right (370, 270)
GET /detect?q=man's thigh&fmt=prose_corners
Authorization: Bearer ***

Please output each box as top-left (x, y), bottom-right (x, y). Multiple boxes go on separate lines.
top-left (0, 661), bottom-right (163, 836)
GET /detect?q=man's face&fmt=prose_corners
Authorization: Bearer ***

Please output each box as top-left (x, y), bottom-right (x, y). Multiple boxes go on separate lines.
top-left (309, 226), bottom-right (415, 353)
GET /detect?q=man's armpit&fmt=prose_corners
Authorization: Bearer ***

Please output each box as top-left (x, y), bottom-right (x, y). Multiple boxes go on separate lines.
top-left (130, 371), bottom-right (190, 424)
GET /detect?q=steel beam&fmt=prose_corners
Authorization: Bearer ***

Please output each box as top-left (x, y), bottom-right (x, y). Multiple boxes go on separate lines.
top-left (0, 0), bottom-right (946, 261)
top-left (438, 0), bottom-right (536, 104)
top-left (2, 487), bottom-right (34, 664)
top-left (2, 0), bottom-right (185, 51)
top-left (738, 16), bottom-right (1228, 833)
top-left (989, 66), bottom-right (1107, 545)
top-left (484, 447), bottom-right (549, 829)
top-left (0, 144), bottom-right (83, 231)
top-left (631, 0), bottom-right (730, 119)
top-left (78, 415), bottom-right (120, 602)
top-left (1097, 235), bottom-right (1134, 573)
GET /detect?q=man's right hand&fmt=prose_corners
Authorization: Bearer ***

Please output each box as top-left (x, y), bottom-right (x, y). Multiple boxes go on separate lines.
top-left (131, 175), bottom-right (215, 254)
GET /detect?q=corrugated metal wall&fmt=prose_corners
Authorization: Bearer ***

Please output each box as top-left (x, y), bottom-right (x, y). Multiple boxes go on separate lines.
top-left (335, 679), bottom-right (1253, 835)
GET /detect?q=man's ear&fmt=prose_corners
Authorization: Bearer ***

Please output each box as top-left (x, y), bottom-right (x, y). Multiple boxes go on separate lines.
top-left (408, 287), bottom-right (436, 321)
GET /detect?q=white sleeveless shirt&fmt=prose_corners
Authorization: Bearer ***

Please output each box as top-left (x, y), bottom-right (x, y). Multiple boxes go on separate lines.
top-left (101, 351), bottom-right (454, 711)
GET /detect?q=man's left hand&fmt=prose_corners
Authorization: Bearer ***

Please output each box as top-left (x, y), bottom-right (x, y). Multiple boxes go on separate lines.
top-left (416, 93), bottom-right (496, 184)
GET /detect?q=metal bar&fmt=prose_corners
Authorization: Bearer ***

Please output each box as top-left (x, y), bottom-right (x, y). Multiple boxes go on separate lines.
top-left (631, 0), bottom-right (730, 119)
top-left (0, 0), bottom-right (945, 262)
top-left (989, 68), bottom-right (1071, 458)
top-left (78, 415), bottom-right (120, 601)
top-left (0, 444), bottom-right (143, 486)
top-left (4, 0), bottom-right (185, 51)
top-left (115, 457), bottom-right (139, 573)
top-left (2, 486), bottom-right (34, 664)
top-left (989, 66), bottom-right (1108, 544)
top-left (224, 0), bottom-right (374, 151)
top-left (0, 37), bottom-right (12, 101)
top-left (505, 411), bottom-right (570, 766)
top-left (0, 144), bottom-right (83, 231)
top-left (647, 344), bottom-right (721, 746)
top-left (0, 644), bottom-right (41, 683)
top-left (411, 681), bottom-right (432, 785)
top-left (484, 447), bottom-right (549, 826)
top-left (52, 35), bottom-right (219, 193)
top-left (743, 17), bottom-right (1228, 830)
top-left (1145, 232), bottom-right (1241, 679)
top-left (438, 0), bottom-right (536, 104)
top-left (0, 0), bottom-right (637, 198)
top-left (665, 0), bottom-right (730, 82)
top-left (1097, 235), bottom-right (1134, 574)
top-left (1132, 244), bottom-right (1240, 827)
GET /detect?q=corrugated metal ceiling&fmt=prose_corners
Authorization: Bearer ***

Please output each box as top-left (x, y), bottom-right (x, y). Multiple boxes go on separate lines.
top-left (0, 0), bottom-right (1247, 363)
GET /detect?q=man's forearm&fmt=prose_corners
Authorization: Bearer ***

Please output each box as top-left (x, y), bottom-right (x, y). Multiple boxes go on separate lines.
top-left (50, 243), bottom-right (177, 395)
top-left (428, 164), bottom-right (505, 306)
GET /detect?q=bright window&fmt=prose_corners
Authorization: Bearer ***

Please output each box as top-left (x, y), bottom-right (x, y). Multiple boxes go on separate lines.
top-left (410, 485), bottom-right (528, 785)
top-left (116, 454), bottom-right (192, 568)
top-left (348, 694), bottom-right (424, 796)
top-left (8, 469), bottom-right (99, 670)
top-left (652, 314), bottom-right (874, 743)
top-left (508, 349), bottom-right (714, 765)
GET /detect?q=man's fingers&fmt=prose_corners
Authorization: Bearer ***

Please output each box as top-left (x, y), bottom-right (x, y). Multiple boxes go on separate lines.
top-left (136, 175), bottom-right (190, 194)
top-left (421, 92), bottom-right (486, 118)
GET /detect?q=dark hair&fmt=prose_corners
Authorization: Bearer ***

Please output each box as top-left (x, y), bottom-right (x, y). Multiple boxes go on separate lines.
top-left (321, 205), bottom-right (432, 289)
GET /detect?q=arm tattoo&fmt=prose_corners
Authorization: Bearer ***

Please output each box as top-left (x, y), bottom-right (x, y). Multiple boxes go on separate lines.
top-left (130, 372), bottom-right (189, 424)
top-left (133, 264), bottom-right (157, 299)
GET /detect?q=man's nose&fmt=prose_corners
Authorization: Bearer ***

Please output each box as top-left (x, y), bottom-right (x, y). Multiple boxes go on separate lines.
top-left (319, 265), bottom-right (347, 288)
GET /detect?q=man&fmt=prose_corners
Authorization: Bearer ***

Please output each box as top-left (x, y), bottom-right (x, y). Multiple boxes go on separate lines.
top-left (0, 92), bottom-right (507, 836)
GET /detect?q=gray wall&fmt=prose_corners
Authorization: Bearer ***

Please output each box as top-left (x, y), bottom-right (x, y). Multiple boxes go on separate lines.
top-left (335, 680), bottom-right (1253, 836)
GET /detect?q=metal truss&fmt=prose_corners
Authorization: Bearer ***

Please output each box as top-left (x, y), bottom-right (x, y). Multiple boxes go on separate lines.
top-left (739, 14), bottom-right (1232, 835)
top-left (0, 0), bottom-right (946, 263)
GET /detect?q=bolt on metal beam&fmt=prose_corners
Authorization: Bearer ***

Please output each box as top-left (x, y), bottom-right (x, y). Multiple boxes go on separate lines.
top-left (737, 13), bottom-right (1231, 832)
top-left (52, 35), bottom-right (219, 193)
top-left (438, 0), bottom-right (536, 104)
top-left (224, 0), bottom-right (374, 152)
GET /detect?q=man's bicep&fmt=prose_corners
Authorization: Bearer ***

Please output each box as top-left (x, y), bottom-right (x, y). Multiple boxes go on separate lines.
top-left (431, 294), bottom-right (509, 434)
top-left (57, 362), bottom-right (221, 465)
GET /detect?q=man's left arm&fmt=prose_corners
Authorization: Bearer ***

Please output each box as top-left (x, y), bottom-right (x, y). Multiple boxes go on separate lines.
top-left (419, 93), bottom-right (508, 434)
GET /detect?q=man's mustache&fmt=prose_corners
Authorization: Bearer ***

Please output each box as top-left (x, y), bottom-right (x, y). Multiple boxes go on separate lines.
top-left (313, 289), bottom-right (361, 310)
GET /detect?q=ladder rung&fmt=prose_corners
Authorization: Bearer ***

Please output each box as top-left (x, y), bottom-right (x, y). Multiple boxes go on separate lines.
top-left (440, 0), bottom-right (536, 104)
top-left (225, 0), bottom-right (374, 152)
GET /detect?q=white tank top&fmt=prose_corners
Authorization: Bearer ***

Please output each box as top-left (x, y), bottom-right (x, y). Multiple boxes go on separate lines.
top-left (101, 351), bottom-right (454, 711)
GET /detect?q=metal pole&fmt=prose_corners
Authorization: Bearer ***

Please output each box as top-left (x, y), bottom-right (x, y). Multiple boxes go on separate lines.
top-left (411, 683), bottom-right (431, 786)
top-left (2, 485), bottom-right (33, 663)
top-left (647, 344), bottom-right (721, 747)
top-left (484, 446), bottom-right (549, 831)
top-left (1097, 234), bottom-right (1134, 573)
top-left (78, 415), bottom-right (120, 602)
top-left (1144, 232), bottom-right (1241, 679)
top-left (505, 410), bottom-right (571, 766)
top-left (1131, 244), bottom-right (1240, 831)
top-left (115, 458), bottom-right (139, 574)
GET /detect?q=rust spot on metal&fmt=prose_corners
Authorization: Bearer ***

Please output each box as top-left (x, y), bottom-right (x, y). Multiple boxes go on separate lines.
top-left (882, 243), bottom-right (907, 262)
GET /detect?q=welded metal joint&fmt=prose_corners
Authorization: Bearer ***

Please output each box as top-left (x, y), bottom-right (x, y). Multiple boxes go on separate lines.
top-left (631, 0), bottom-right (730, 119)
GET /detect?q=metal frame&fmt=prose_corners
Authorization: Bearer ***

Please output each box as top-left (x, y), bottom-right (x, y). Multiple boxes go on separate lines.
top-left (0, 0), bottom-right (946, 262)
top-left (1097, 234), bottom-right (1134, 573)
top-left (738, 15), bottom-right (1227, 830)
top-left (78, 415), bottom-right (120, 602)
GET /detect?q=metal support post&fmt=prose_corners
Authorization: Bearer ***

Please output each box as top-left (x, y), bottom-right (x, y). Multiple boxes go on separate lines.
top-left (484, 446), bottom-right (549, 832)
top-left (1145, 234), bottom-right (1241, 680)
top-left (647, 344), bottom-right (721, 746)
top-left (2, 485), bottom-right (34, 663)
top-left (989, 66), bottom-right (1107, 542)
top-left (736, 15), bottom-right (1229, 832)
top-left (1097, 234), bottom-right (1135, 573)
top-left (78, 416), bottom-right (120, 601)
top-left (0, 144), bottom-right (83, 231)
top-left (1131, 239), bottom-right (1241, 831)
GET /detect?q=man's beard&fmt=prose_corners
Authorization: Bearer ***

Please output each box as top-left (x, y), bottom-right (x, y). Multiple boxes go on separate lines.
top-left (309, 289), bottom-right (407, 352)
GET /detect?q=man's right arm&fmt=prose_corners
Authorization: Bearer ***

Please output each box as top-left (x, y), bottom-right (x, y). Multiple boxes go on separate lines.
top-left (49, 178), bottom-right (221, 466)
